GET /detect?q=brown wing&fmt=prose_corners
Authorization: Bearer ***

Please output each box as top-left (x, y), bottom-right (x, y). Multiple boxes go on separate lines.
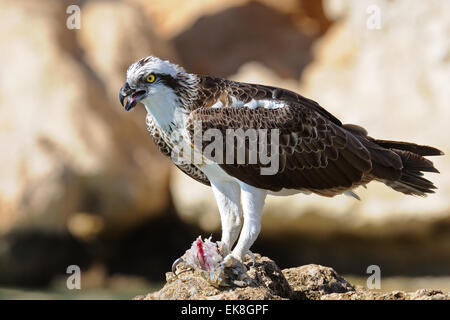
top-left (186, 103), bottom-right (373, 196)
top-left (146, 116), bottom-right (210, 186)
top-left (195, 76), bottom-right (343, 126)
top-left (192, 76), bottom-right (442, 196)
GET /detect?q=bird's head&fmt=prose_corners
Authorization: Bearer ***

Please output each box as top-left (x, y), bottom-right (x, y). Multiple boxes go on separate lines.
top-left (119, 56), bottom-right (197, 112)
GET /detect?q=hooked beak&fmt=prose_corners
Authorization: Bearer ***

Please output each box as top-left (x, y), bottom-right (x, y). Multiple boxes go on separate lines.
top-left (119, 82), bottom-right (147, 111)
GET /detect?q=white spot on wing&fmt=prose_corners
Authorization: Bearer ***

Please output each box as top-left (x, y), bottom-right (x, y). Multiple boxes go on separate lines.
top-left (211, 100), bottom-right (223, 108)
top-left (231, 96), bottom-right (245, 107)
top-left (244, 99), bottom-right (285, 110)
top-left (215, 95), bottom-right (287, 110)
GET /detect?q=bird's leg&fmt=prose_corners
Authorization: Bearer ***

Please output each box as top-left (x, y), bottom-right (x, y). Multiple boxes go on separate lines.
top-left (172, 182), bottom-right (266, 287)
top-left (222, 185), bottom-right (267, 264)
top-left (210, 181), bottom-right (242, 256)
top-left (171, 180), bottom-right (242, 277)
top-left (219, 184), bottom-right (267, 285)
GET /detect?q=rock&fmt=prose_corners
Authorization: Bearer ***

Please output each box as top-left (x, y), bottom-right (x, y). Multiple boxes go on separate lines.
top-left (78, 0), bottom-right (178, 102)
top-left (301, 0), bottom-right (450, 222)
top-left (0, 0), bottom-right (172, 237)
top-left (137, 254), bottom-right (292, 300)
top-left (136, 255), bottom-right (449, 300)
top-left (283, 264), bottom-right (355, 300)
top-left (172, 1), bottom-right (316, 79)
top-left (0, 0), bottom-right (180, 286)
top-left (321, 288), bottom-right (450, 301)
top-left (138, 0), bottom-right (331, 39)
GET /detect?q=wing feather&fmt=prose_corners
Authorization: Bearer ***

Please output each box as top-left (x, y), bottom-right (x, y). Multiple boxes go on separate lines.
top-left (186, 102), bottom-right (373, 195)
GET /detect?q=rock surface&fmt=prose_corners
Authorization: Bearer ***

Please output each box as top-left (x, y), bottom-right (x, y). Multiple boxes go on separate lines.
top-left (171, 1), bottom-right (317, 79)
top-left (0, 0), bottom-right (172, 238)
top-left (138, 0), bottom-right (330, 38)
top-left (136, 254), bottom-right (450, 300)
top-left (140, 254), bottom-right (291, 300)
top-left (0, 0), bottom-right (174, 286)
top-left (301, 0), bottom-right (450, 223)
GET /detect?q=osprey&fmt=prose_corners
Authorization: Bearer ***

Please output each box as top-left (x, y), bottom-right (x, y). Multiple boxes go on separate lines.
top-left (120, 56), bottom-right (442, 284)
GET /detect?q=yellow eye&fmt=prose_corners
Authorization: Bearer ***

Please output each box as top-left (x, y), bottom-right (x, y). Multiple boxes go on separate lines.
top-left (146, 74), bottom-right (156, 83)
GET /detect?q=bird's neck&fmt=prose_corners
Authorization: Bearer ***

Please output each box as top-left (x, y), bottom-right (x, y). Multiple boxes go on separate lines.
top-left (143, 72), bottom-right (199, 133)
top-left (143, 94), bottom-right (187, 133)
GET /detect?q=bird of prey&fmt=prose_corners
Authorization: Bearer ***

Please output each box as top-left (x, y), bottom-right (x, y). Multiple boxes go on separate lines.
top-left (120, 56), bottom-right (442, 285)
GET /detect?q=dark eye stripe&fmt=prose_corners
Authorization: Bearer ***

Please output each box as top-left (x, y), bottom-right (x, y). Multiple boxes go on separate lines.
top-left (156, 74), bottom-right (179, 90)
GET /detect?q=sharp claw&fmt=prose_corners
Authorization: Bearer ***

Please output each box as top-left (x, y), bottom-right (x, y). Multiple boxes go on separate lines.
top-left (171, 257), bottom-right (184, 275)
top-left (172, 238), bottom-right (253, 287)
top-left (224, 257), bottom-right (250, 287)
top-left (246, 250), bottom-right (256, 266)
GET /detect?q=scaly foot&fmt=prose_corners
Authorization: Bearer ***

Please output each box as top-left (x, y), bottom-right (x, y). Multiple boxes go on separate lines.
top-left (216, 254), bottom-right (250, 287)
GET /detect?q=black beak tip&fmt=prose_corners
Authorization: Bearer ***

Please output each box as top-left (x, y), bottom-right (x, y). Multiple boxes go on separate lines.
top-left (119, 82), bottom-right (137, 111)
top-left (120, 94), bottom-right (134, 111)
top-left (119, 93), bottom-right (125, 107)
top-left (124, 98), bottom-right (137, 111)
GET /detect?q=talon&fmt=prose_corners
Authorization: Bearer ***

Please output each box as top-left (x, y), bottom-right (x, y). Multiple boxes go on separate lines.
top-left (171, 257), bottom-right (184, 275)
top-left (220, 255), bottom-right (247, 275)
top-left (177, 237), bottom-right (252, 287)
top-left (246, 250), bottom-right (256, 266)
top-left (216, 254), bottom-right (250, 287)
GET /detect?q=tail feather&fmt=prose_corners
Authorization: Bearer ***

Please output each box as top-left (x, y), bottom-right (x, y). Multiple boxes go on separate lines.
top-left (399, 171), bottom-right (437, 191)
top-left (385, 171), bottom-right (437, 196)
top-left (372, 140), bottom-right (443, 196)
top-left (374, 139), bottom-right (444, 157)
top-left (392, 148), bottom-right (440, 173)
top-left (343, 124), bottom-right (443, 197)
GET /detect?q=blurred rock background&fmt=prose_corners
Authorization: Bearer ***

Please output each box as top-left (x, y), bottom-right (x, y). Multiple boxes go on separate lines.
top-left (0, 0), bottom-right (449, 297)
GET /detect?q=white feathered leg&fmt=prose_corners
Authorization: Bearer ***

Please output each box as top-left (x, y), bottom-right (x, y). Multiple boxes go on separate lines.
top-left (210, 181), bottom-right (243, 256)
top-left (229, 183), bottom-right (267, 261)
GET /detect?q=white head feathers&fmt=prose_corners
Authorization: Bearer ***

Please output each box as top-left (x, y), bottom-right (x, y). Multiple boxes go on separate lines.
top-left (126, 56), bottom-right (185, 86)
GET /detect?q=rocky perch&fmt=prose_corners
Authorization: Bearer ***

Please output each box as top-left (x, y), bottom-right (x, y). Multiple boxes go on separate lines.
top-left (135, 254), bottom-right (449, 300)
